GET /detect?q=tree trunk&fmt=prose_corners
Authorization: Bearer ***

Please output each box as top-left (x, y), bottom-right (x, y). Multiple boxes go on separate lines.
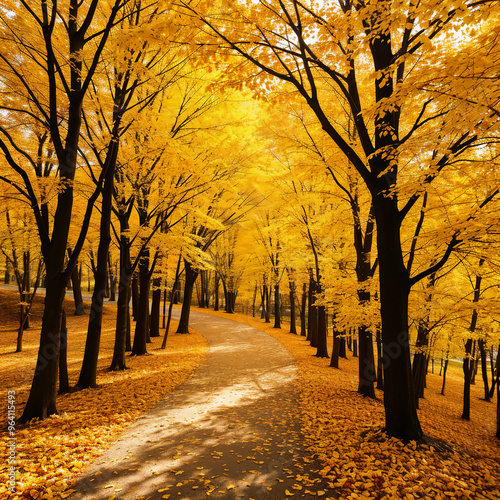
top-left (19, 272), bottom-right (66, 423)
top-left (441, 356), bottom-right (449, 396)
top-left (22, 251), bottom-right (30, 328)
top-left (358, 325), bottom-right (376, 398)
top-left (5, 256), bottom-right (11, 284)
top-left (150, 282), bottom-right (161, 338)
top-left (110, 270), bottom-right (131, 371)
top-left (315, 304), bottom-right (328, 358)
top-left (70, 260), bottom-right (86, 315)
top-left (214, 274), bottom-right (220, 311)
top-left (330, 326), bottom-right (341, 369)
top-left (176, 260), bottom-right (198, 334)
top-left (108, 253), bottom-right (116, 302)
top-left (496, 371), bottom-right (500, 439)
top-left (252, 282), bottom-right (257, 317)
top-left (471, 341), bottom-right (478, 385)
top-left (412, 322), bottom-right (429, 408)
top-left (162, 288), bottom-right (167, 329)
top-left (289, 281), bottom-right (297, 334)
top-left (462, 338), bottom-right (474, 420)
top-left (300, 283), bottom-right (307, 337)
top-left (58, 309), bottom-right (69, 393)
top-left (264, 284), bottom-right (271, 323)
top-left (478, 339), bottom-right (490, 401)
top-left (374, 197), bottom-right (422, 441)
top-left (273, 284), bottom-right (281, 328)
top-left (132, 249), bottom-right (151, 354)
top-left (132, 274), bottom-right (139, 320)
top-left (462, 265), bottom-right (483, 419)
top-left (376, 331), bottom-right (384, 391)
top-left (77, 148), bottom-right (116, 388)
top-left (489, 345), bottom-right (499, 400)
top-left (339, 336), bottom-right (347, 359)
top-left (162, 255), bottom-right (182, 348)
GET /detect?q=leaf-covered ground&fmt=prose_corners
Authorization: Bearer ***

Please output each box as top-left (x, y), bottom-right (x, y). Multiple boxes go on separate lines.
top-left (1, 291), bottom-right (499, 499)
top-left (195, 308), bottom-right (500, 500)
top-left (0, 290), bottom-right (208, 499)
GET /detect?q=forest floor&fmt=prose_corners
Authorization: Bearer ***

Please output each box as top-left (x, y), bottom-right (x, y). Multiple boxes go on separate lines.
top-left (0, 290), bottom-right (499, 499)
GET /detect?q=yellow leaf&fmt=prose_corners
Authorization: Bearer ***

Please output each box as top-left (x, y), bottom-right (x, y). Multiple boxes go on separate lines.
top-left (285, 490), bottom-right (295, 496)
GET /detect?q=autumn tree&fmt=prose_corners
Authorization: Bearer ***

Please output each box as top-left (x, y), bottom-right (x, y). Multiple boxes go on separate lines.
top-left (181, 0), bottom-right (500, 441)
top-left (0, 0), bottom-right (128, 422)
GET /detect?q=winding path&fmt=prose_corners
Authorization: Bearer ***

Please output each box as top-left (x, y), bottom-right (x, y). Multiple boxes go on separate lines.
top-left (69, 310), bottom-right (335, 499)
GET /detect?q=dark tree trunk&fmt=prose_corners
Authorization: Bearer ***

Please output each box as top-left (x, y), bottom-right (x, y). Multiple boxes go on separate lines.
top-left (222, 280), bottom-right (229, 312)
top-left (260, 284), bottom-right (265, 319)
top-left (70, 260), bottom-right (85, 316)
top-left (471, 341), bottom-right (478, 385)
top-left (462, 338), bottom-right (474, 420)
top-left (478, 339), bottom-right (490, 401)
top-left (353, 337), bottom-right (358, 358)
top-left (376, 331), bottom-right (384, 391)
top-left (463, 266), bottom-right (482, 420)
top-left (373, 196), bottom-right (422, 441)
top-left (300, 283), bottom-right (307, 337)
top-left (357, 289), bottom-right (376, 399)
top-left (264, 284), bottom-right (271, 323)
top-left (441, 356), bottom-right (449, 396)
top-left (110, 271), bottom-right (131, 371)
top-left (252, 282), bottom-right (257, 317)
top-left (149, 283), bottom-right (161, 338)
top-left (19, 272), bottom-right (66, 423)
top-left (132, 249), bottom-right (151, 354)
top-left (77, 144), bottom-right (116, 388)
top-left (227, 291), bottom-right (236, 313)
top-left (289, 281), bottom-right (297, 334)
top-left (162, 255), bottom-right (182, 348)
top-left (273, 284), bottom-right (281, 328)
top-left (162, 289), bottom-right (167, 329)
top-left (330, 326), bottom-right (341, 368)
top-left (489, 345), bottom-right (499, 400)
top-left (199, 270), bottom-right (209, 308)
top-left (315, 304), bottom-right (328, 358)
top-left (58, 309), bottom-right (69, 393)
top-left (496, 372), bottom-right (500, 439)
top-left (5, 256), bottom-right (11, 284)
top-left (358, 325), bottom-right (376, 398)
top-left (412, 321), bottom-right (429, 408)
top-left (339, 337), bottom-right (347, 359)
top-left (214, 275), bottom-right (220, 311)
top-left (307, 275), bottom-right (315, 343)
top-left (22, 251), bottom-right (30, 328)
top-left (176, 260), bottom-right (198, 334)
top-left (108, 253), bottom-right (116, 302)
top-left (132, 274), bottom-right (139, 320)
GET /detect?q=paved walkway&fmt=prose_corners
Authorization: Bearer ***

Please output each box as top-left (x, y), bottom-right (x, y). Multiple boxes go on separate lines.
top-left (69, 310), bottom-right (335, 499)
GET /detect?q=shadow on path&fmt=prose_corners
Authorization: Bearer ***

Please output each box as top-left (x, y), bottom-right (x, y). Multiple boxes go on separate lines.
top-left (68, 310), bottom-right (337, 499)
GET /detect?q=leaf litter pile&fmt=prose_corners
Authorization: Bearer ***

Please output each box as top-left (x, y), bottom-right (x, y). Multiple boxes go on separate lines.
top-left (0, 290), bottom-right (207, 499)
top-left (0, 290), bottom-right (499, 499)
top-left (197, 307), bottom-right (500, 500)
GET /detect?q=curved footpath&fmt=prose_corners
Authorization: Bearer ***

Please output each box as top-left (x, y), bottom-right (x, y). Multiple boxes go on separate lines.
top-left (68, 310), bottom-right (336, 499)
